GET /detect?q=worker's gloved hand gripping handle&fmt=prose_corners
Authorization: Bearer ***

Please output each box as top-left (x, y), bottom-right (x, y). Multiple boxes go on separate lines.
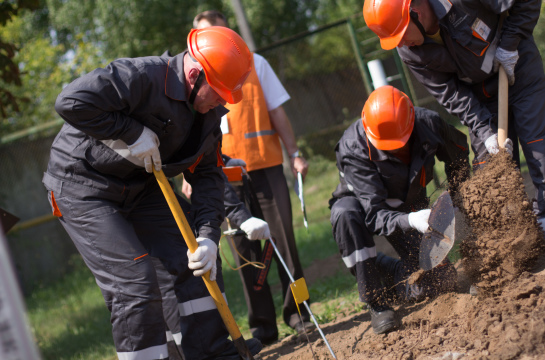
top-left (127, 126), bottom-right (162, 173)
top-left (188, 238), bottom-right (218, 281)
top-left (240, 217), bottom-right (270, 240)
top-left (494, 47), bottom-right (518, 86)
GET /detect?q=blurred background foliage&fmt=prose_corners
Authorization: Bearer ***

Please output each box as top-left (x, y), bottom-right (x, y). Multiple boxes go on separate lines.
top-left (0, 0), bottom-right (363, 134)
top-left (2, 0), bottom-right (545, 136)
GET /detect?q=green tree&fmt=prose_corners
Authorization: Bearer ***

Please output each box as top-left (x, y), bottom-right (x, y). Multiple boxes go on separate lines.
top-left (1, 11), bottom-right (107, 134)
top-left (46, 0), bottom-right (227, 59)
top-left (0, 0), bottom-right (40, 122)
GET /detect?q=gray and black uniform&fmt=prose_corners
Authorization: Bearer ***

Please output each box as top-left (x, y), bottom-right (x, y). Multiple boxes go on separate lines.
top-left (329, 108), bottom-right (469, 306)
top-left (397, 0), bottom-right (545, 216)
top-left (43, 51), bottom-right (236, 360)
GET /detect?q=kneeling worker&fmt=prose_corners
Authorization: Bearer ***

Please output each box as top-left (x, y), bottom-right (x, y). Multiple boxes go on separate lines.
top-left (329, 86), bottom-right (470, 334)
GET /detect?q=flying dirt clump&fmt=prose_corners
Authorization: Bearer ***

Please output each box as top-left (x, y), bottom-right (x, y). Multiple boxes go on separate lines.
top-left (454, 150), bottom-right (545, 296)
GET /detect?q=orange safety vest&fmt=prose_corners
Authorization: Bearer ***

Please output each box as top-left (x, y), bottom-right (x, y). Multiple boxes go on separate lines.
top-left (221, 56), bottom-right (283, 172)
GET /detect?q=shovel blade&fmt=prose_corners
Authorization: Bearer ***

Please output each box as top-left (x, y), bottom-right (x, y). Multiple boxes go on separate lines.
top-left (233, 336), bottom-right (255, 360)
top-left (419, 230), bottom-right (455, 270)
top-left (419, 191), bottom-right (456, 270)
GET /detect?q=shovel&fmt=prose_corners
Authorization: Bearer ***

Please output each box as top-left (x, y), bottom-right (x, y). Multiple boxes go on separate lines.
top-left (153, 169), bottom-right (255, 360)
top-left (419, 191), bottom-right (458, 270)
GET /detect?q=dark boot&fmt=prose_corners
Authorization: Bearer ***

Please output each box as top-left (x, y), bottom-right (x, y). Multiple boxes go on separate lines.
top-left (376, 252), bottom-right (401, 302)
top-left (251, 326), bottom-right (278, 345)
top-left (215, 338), bottom-right (263, 360)
top-left (368, 303), bottom-right (397, 334)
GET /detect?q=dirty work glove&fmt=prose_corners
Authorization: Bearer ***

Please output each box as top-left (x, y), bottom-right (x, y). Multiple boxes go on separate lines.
top-left (225, 158), bottom-right (247, 167)
top-left (484, 134), bottom-right (513, 157)
top-left (240, 217), bottom-right (270, 240)
top-left (493, 47), bottom-right (519, 86)
top-left (408, 209), bottom-right (431, 234)
top-left (187, 237), bottom-right (218, 281)
top-left (127, 126), bottom-right (161, 173)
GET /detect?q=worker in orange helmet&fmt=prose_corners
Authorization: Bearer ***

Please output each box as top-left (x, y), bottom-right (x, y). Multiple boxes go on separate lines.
top-left (188, 10), bottom-right (313, 345)
top-left (329, 86), bottom-right (470, 334)
top-left (43, 27), bottom-right (262, 359)
top-left (363, 0), bottom-right (545, 229)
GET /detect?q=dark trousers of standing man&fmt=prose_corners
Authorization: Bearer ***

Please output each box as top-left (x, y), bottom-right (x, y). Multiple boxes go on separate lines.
top-left (229, 165), bottom-right (310, 343)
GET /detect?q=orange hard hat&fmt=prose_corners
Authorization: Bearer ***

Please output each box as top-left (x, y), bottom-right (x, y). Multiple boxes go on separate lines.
top-left (187, 26), bottom-right (252, 104)
top-left (362, 85), bottom-right (415, 150)
top-left (363, 0), bottom-right (411, 50)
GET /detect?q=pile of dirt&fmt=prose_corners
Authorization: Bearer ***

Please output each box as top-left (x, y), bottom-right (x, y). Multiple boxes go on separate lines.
top-left (260, 260), bottom-right (545, 360)
top-left (258, 153), bottom-right (545, 359)
top-left (455, 151), bottom-right (545, 296)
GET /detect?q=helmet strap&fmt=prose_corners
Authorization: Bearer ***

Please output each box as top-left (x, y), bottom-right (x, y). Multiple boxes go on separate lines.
top-left (410, 10), bottom-right (427, 39)
top-left (189, 69), bottom-right (205, 105)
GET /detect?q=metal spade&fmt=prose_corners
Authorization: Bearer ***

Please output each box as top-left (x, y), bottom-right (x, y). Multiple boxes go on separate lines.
top-left (419, 191), bottom-right (457, 270)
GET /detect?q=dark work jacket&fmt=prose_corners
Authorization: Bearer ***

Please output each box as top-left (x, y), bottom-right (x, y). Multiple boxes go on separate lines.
top-left (397, 0), bottom-right (542, 144)
top-left (43, 51), bottom-right (227, 241)
top-left (330, 107), bottom-right (469, 237)
top-left (223, 177), bottom-right (252, 227)
top-left (221, 155), bottom-right (252, 227)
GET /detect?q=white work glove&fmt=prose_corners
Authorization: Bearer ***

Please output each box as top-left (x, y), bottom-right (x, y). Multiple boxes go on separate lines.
top-left (225, 158), bottom-right (247, 167)
top-left (127, 126), bottom-right (161, 173)
top-left (408, 209), bottom-right (431, 234)
top-left (493, 47), bottom-right (519, 86)
top-left (240, 217), bottom-right (270, 240)
top-left (187, 237), bottom-right (218, 281)
top-left (484, 134), bottom-right (513, 157)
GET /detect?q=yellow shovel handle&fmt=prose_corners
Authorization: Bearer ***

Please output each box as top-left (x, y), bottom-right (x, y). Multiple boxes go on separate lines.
top-left (498, 66), bottom-right (508, 147)
top-left (153, 169), bottom-right (243, 341)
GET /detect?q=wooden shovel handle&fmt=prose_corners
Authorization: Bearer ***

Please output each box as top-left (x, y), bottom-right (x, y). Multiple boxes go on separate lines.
top-left (498, 66), bottom-right (508, 147)
top-left (153, 169), bottom-right (255, 359)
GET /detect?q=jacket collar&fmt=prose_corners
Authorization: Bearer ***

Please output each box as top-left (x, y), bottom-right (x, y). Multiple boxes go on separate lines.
top-left (429, 0), bottom-right (452, 21)
top-left (164, 51), bottom-right (187, 101)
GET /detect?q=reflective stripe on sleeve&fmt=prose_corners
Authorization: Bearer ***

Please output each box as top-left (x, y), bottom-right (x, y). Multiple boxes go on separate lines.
top-left (100, 139), bottom-right (144, 167)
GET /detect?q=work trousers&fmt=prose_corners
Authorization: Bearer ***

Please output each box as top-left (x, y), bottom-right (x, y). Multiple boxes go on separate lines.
top-left (48, 183), bottom-right (231, 360)
top-left (330, 196), bottom-right (456, 305)
top-left (152, 258), bottom-right (184, 360)
top-left (230, 165), bottom-right (309, 340)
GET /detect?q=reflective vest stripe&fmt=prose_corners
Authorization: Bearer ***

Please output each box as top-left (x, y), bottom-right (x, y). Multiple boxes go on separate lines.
top-left (244, 129), bottom-right (277, 138)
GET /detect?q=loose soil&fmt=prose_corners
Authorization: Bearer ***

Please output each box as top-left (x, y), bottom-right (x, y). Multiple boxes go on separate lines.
top-left (260, 151), bottom-right (545, 360)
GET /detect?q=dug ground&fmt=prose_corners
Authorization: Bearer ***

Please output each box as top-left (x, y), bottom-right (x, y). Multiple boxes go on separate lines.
top-left (260, 151), bottom-right (545, 360)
